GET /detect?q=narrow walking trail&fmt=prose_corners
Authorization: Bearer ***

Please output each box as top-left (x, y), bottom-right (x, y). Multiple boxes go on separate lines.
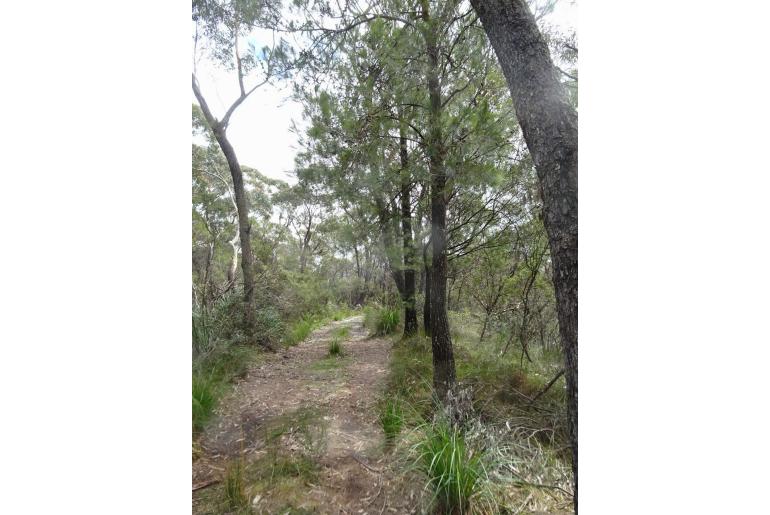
top-left (193, 315), bottom-right (419, 514)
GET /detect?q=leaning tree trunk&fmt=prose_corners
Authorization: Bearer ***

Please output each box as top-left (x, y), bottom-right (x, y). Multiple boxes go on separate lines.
top-left (212, 130), bottom-right (257, 321)
top-left (399, 118), bottom-right (418, 337)
top-left (424, 14), bottom-right (457, 402)
top-left (192, 78), bottom-right (257, 336)
top-left (469, 0), bottom-right (578, 510)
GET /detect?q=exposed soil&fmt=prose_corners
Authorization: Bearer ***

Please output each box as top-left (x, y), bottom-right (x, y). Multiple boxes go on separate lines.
top-left (193, 316), bottom-right (421, 514)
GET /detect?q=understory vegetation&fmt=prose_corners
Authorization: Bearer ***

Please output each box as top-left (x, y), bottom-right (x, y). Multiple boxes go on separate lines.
top-left (377, 311), bottom-right (572, 513)
top-left (192, 0), bottom-right (577, 511)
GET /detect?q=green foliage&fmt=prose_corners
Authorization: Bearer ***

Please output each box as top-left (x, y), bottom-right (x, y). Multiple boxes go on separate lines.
top-left (259, 453), bottom-right (318, 484)
top-left (367, 306), bottom-right (399, 336)
top-left (192, 295), bottom-right (263, 434)
top-left (252, 306), bottom-right (284, 346)
top-left (192, 374), bottom-right (217, 433)
top-left (333, 325), bottom-right (350, 338)
top-left (224, 459), bottom-right (249, 511)
top-left (328, 338), bottom-right (342, 356)
top-left (414, 421), bottom-right (485, 514)
top-left (379, 398), bottom-right (404, 442)
top-left (284, 316), bottom-right (317, 347)
top-left (386, 337), bottom-right (434, 415)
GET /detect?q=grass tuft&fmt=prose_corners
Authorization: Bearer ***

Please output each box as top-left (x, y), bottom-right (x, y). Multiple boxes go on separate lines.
top-left (192, 374), bottom-right (217, 433)
top-left (414, 421), bottom-right (485, 514)
top-left (224, 459), bottom-right (249, 511)
top-left (376, 307), bottom-right (400, 335)
top-left (379, 398), bottom-right (404, 442)
top-left (284, 317), bottom-right (316, 347)
top-left (333, 326), bottom-right (351, 339)
top-left (328, 338), bottom-right (342, 356)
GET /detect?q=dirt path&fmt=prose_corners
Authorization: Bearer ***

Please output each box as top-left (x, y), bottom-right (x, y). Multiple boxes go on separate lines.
top-left (193, 315), bottom-right (419, 514)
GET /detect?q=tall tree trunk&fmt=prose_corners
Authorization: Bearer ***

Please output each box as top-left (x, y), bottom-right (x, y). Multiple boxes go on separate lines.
top-left (423, 241), bottom-right (432, 337)
top-left (423, 11), bottom-right (457, 402)
top-left (192, 77), bottom-right (257, 336)
top-left (214, 130), bottom-right (257, 326)
top-left (354, 244), bottom-right (361, 279)
top-left (469, 0), bottom-right (578, 510)
top-left (399, 117), bottom-right (418, 337)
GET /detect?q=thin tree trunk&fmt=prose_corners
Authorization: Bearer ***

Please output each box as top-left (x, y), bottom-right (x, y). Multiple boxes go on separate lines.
top-left (225, 229), bottom-right (239, 293)
top-left (299, 212), bottom-right (313, 274)
top-left (479, 312), bottom-right (490, 343)
top-left (400, 116), bottom-right (418, 337)
top-left (423, 9), bottom-right (457, 402)
top-left (423, 250), bottom-right (432, 337)
top-left (469, 0), bottom-right (578, 509)
top-left (202, 241), bottom-right (214, 309)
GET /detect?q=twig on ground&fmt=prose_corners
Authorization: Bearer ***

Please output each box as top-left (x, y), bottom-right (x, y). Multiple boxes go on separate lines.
top-left (192, 478), bottom-right (220, 491)
top-left (351, 452), bottom-right (383, 473)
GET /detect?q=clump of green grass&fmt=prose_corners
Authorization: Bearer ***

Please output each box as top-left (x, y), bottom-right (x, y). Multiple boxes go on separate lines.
top-left (224, 459), bottom-right (249, 511)
top-left (387, 338), bottom-right (433, 412)
top-left (328, 338), bottom-right (342, 356)
top-left (261, 453), bottom-right (318, 484)
top-left (284, 317), bottom-right (316, 346)
top-left (192, 342), bottom-right (259, 434)
top-left (310, 356), bottom-right (350, 372)
top-left (379, 398), bottom-right (404, 442)
top-left (414, 421), bottom-right (485, 514)
top-left (376, 307), bottom-right (400, 335)
top-left (334, 326), bottom-right (351, 339)
top-left (192, 374), bottom-right (217, 433)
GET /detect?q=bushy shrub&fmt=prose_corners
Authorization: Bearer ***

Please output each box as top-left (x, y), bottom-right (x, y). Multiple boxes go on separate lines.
top-left (252, 306), bottom-right (284, 347)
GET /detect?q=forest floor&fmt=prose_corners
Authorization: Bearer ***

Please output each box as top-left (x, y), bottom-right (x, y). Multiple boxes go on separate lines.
top-left (192, 316), bottom-right (421, 514)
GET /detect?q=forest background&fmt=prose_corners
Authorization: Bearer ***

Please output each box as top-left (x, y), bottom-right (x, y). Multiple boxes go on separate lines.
top-left (2, 1), bottom-right (770, 514)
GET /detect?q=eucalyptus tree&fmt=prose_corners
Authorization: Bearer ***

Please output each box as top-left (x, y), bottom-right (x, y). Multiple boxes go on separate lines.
top-left (469, 0), bottom-right (579, 505)
top-left (193, 130), bottom-right (240, 308)
top-left (192, 0), bottom-right (292, 338)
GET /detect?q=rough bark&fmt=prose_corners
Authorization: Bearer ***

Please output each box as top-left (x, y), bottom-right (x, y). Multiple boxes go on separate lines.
top-left (469, 0), bottom-right (578, 510)
top-left (423, 8), bottom-right (457, 402)
top-left (423, 240), bottom-right (432, 337)
top-left (192, 75), bottom-right (257, 333)
top-left (399, 118), bottom-right (418, 337)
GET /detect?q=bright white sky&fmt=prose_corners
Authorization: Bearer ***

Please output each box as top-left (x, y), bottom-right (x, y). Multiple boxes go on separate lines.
top-left (192, 1), bottom-right (576, 185)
